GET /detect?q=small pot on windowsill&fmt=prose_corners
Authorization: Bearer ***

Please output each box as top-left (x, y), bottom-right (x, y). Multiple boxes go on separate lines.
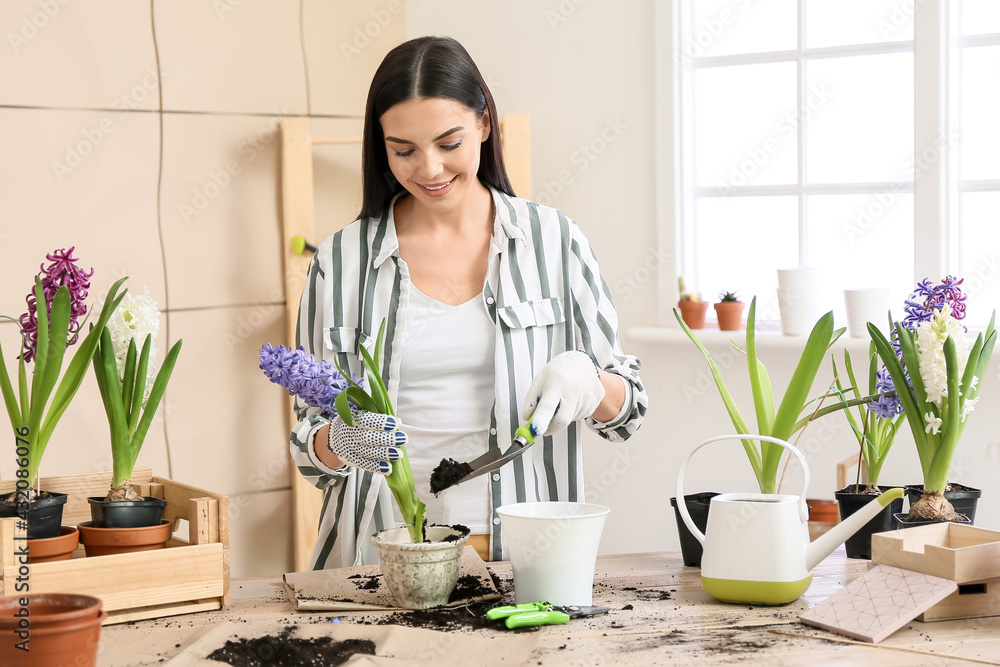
top-left (678, 300), bottom-right (709, 330)
top-left (714, 301), bottom-right (744, 331)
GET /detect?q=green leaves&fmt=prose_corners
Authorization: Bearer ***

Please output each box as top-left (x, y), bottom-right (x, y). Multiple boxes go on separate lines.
top-left (676, 296), bottom-right (840, 494)
top-left (868, 310), bottom-right (996, 495)
top-left (92, 325), bottom-right (182, 489)
top-left (2, 276), bottom-right (128, 487)
top-left (336, 320), bottom-right (426, 543)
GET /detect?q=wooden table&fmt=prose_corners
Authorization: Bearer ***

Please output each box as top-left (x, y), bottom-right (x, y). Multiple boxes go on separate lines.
top-left (99, 547), bottom-right (1000, 665)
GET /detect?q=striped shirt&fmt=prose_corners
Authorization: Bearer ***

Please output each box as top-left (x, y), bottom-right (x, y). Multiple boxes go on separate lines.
top-left (290, 186), bottom-right (647, 569)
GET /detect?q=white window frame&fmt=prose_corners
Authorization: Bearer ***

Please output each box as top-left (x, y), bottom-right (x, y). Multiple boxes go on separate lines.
top-left (655, 0), bottom-right (986, 329)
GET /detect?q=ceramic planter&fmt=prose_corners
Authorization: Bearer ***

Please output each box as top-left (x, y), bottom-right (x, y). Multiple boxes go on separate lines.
top-left (0, 491), bottom-right (68, 540)
top-left (0, 593), bottom-right (105, 667)
top-left (371, 525), bottom-right (470, 610)
top-left (77, 519), bottom-right (172, 557)
top-left (835, 485), bottom-right (903, 560)
top-left (714, 301), bottom-right (744, 331)
top-left (904, 483), bottom-right (981, 524)
top-left (27, 526), bottom-right (79, 563)
top-left (677, 300), bottom-right (709, 329)
top-left (670, 493), bottom-right (719, 567)
top-left (496, 502), bottom-right (610, 606)
top-left (87, 496), bottom-right (168, 528)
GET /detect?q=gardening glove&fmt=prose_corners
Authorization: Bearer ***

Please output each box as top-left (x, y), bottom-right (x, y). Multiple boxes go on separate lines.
top-left (523, 350), bottom-right (606, 437)
top-left (327, 409), bottom-right (406, 475)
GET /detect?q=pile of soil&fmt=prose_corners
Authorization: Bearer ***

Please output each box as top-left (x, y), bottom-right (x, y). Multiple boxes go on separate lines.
top-left (448, 574), bottom-right (494, 603)
top-left (371, 601), bottom-right (533, 633)
top-left (206, 625), bottom-right (376, 666)
top-left (346, 574), bottom-right (382, 591)
top-left (429, 458), bottom-right (473, 494)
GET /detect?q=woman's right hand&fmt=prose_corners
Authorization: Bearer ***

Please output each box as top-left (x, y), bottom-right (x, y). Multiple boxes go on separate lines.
top-left (316, 409), bottom-right (407, 475)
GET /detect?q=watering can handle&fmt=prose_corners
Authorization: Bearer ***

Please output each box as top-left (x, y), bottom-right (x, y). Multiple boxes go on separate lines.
top-left (674, 434), bottom-right (811, 546)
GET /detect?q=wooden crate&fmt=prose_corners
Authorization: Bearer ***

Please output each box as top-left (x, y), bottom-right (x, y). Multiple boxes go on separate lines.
top-left (0, 468), bottom-right (229, 625)
top-left (872, 523), bottom-right (1000, 622)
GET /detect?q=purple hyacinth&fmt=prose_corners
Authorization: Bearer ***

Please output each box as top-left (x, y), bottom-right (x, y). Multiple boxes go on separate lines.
top-left (19, 247), bottom-right (94, 363)
top-left (890, 275), bottom-right (968, 359)
top-left (902, 275), bottom-right (966, 329)
top-left (867, 367), bottom-right (903, 420)
top-left (258, 343), bottom-right (358, 413)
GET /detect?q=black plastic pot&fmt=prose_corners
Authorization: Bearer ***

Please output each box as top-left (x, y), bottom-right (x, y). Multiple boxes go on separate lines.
top-left (894, 512), bottom-right (972, 528)
top-left (904, 484), bottom-right (981, 524)
top-left (670, 492), bottom-right (719, 567)
top-left (834, 485), bottom-right (903, 560)
top-left (87, 496), bottom-right (167, 528)
top-left (0, 491), bottom-right (68, 539)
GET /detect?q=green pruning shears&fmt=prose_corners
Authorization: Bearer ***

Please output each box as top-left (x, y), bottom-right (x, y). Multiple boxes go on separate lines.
top-left (486, 601), bottom-right (612, 629)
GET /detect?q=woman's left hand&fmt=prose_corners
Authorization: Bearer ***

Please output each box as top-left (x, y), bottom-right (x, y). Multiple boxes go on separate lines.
top-left (523, 351), bottom-right (606, 437)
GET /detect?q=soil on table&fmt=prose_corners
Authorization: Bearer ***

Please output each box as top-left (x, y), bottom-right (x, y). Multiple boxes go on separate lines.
top-left (346, 574), bottom-right (382, 591)
top-left (206, 625), bottom-right (376, 666)
top-left (371, 600), bottom-right (534, 633)
top-left (429, 458), bottom-right (473, 494)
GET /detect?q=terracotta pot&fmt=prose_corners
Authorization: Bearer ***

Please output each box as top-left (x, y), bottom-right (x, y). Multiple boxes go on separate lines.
top-left (806, 498), bottom-right (839, 542)
top-left (714, 301), bottom-right (745, 331)
top-left (78, 519), bottom-right (171, 557)
top-left (27, 526), bottom-right (79, 563)
top-left (678, 300), bottom-right (709, 329)
top-left (0, 593), bottom-right (104, 667)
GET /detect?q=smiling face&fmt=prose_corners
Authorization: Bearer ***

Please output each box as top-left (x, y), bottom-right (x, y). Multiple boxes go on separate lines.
top-left (380, 97), bottom-right (491, 215)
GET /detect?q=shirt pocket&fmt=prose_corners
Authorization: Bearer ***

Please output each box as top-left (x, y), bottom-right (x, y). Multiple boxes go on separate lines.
top-left (324, 326), bottom-right (375, 358)
top-left (497, 297), bottom-right (565, 329)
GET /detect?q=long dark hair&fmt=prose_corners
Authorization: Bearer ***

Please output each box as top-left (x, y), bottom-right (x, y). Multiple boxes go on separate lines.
top-left (359, 36), bottom-right (515, 220)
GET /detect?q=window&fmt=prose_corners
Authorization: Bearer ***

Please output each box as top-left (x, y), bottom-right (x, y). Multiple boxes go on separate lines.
top-left (671, 0), bottom-right (1000, 326)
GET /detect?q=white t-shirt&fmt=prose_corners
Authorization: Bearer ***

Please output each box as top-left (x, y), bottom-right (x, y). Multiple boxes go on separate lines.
top-left (394, 284), bottom-right (496, 535)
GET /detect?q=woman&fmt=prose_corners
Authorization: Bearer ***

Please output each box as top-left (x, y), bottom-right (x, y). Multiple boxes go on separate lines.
top-left (290, 36), bottom-right (646, 569)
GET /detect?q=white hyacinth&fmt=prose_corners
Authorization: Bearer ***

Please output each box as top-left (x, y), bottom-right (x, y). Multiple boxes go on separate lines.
top-left (914, 304), bottom-right (970, 410)
top-left (103, 287), bottom-right (161, 398)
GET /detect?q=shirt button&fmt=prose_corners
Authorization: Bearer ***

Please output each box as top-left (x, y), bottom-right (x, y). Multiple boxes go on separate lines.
top-left (489, 428), bottom-right (497, 436)
top-left (493, 517), bottom-right (501, 525)
top-left (492, 473), bottom-right (501, 481)
top-left (486, 297), bottom-right (495, 305)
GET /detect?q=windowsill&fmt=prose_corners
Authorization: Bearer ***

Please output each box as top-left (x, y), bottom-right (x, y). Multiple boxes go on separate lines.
top-left (626, 325), bottom-right (877, 350)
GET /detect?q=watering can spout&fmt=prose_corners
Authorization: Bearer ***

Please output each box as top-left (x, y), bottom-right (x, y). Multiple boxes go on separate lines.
top-left (805, 487), bottom-right (903, 571)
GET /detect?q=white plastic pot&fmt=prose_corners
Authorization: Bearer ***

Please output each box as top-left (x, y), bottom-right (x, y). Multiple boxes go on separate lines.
top-left (371, 525), bottom-right (470, 609)
top-left (496, 501), bottom-right (609, 606)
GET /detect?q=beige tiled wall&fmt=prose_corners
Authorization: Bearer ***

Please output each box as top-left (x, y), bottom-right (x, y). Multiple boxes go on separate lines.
top-left (0, 0), bottom-right (404, 576)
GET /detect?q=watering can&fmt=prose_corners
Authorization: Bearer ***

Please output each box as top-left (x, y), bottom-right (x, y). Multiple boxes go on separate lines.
top-left (675, 434), bottom-right (904, 605)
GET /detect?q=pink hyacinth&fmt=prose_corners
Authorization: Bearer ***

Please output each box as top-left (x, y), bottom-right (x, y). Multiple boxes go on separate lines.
top-left (19, 247), bottom-right (94, 362)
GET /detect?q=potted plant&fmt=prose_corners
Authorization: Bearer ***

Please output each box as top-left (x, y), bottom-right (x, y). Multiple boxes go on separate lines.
top-left (714, 291), bottom-right (744, 331)
top-left (0, 248), bottom-right (127, 539)
top-left (671, 298), bottom-right (855, 566)
top-left (82, 289), bottom-right (182, 542)
top-left (677, 277), bottom-right (708, 329)
top-left (260, 321), bottom-right (467, 608)
top-left (868, 276), bottom-right (996, 526)
top-left (831, 346), bottom-right (905, 558)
